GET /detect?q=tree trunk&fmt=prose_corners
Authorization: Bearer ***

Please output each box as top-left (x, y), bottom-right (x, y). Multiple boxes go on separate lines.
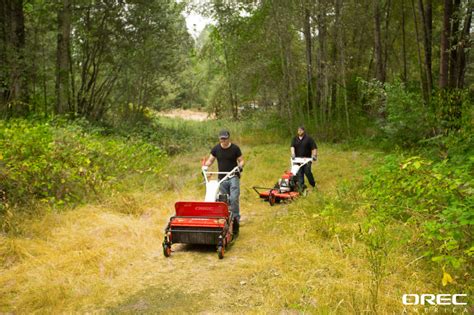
top-left (222, 43), bottom-right (238, 120)
top-left (0, 0), bottom-right (8, 109)
top-left (316, 1), bottom-right (328, 125)
top-left (448, 0), bottom-right (461, 88)
top-left (383, 0), bottom-right (391, 82)
top-left (412, 0), bottom-right (428, 103)
top-left (31, 26), bottom-right (38, 113)
top-left (335, 0), bottom-right (350, 136)
top-left (270, 0), bottom-right (293, 129)
top-left (303, 3), bottom-right (313, 117)
top-left (55, 0), bottom-right (72, 115)
top-left (76, 8), bottom-right (112, 120)
top-left (11, 0), bottom-right (27, 103)
top-left (418, 0), bottom-right (433, 96)
top-left (439, 0), bottom-right (452, 89)
top-left (455, 5), bottom-right (472, 88)
top-left (69, 32), bottom-right (76, 115)
top-left (42, 42), bottom-right (48, 116)
top-left (374, 0), bottom-right (385, 83)
top-left (1, 0), bottom-right (28, 114)
top-left (401, 0), bottom-right (408, 82)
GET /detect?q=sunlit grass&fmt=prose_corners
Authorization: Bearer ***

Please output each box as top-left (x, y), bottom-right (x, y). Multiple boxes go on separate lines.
top-left (0, 142), bottom-right (440, 313)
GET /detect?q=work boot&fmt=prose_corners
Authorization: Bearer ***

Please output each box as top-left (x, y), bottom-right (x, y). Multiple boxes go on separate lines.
top-left (298, 184), bottom-right (307, 194)
top-left (233, 218), bottom-right (240, 237)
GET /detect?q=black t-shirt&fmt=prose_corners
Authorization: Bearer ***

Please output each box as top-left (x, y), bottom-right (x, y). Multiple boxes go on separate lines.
top-left (211, 143), bottom-right (242, 179)
top-left (291, 134), bottom-right (317, 157)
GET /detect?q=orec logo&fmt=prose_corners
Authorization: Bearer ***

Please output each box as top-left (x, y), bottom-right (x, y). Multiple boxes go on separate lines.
top-left (402, 294), bottom-right (468, 306)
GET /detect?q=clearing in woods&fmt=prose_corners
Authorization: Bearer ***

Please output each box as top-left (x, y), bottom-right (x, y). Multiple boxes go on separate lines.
top-left (0, 139), bottom-right (437, 313)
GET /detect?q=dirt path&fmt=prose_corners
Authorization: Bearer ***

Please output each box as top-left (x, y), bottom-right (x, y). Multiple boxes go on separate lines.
top-left (0, 144), bottom-right (436, 313)
top-left (106, 144), bottom-right (433, 313)
top-left (156, 108), bottom-right (214, 121)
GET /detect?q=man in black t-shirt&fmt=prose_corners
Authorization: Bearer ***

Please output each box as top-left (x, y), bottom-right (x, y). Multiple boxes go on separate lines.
top-left (203, 129), bottom-right (244, 235)
top-left (290, 126), bottom-right (318, 189)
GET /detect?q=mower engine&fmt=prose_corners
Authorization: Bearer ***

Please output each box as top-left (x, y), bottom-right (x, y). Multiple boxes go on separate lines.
top-left (253, 157), bottom-right (313, 206)
top-left (277, 172), bottom-right (295, 193)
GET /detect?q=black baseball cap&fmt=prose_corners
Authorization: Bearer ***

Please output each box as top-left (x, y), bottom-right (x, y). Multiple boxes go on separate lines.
top-left (218, 129), bottom-right (230, 139)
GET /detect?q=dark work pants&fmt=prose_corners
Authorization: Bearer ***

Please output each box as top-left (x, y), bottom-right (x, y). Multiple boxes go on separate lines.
top-left (297, 162), bottom-right (315, 188)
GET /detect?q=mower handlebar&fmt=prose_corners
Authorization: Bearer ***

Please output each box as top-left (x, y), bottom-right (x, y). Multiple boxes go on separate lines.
top-left (291, 157), bottom-right (313, 164)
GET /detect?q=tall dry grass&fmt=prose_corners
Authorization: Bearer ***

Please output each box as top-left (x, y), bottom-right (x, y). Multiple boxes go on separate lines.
top-left (0, 143), bottom-right (440, 313)
top-left (0, 147), bottom-right (206, 313)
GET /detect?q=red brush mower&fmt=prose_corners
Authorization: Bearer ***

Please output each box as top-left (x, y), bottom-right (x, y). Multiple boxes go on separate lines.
top-left (253, 157), bottom-right (312, 206)
top-left (162, 165), bottom-right (240, 259)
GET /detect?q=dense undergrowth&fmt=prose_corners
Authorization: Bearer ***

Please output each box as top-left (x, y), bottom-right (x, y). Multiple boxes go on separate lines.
top-left (348, 83), bottom-right (473, 290)
top-left (0, 118), bottom-right (166, 232)
top-left (361, 129), bottom-right (473, 291)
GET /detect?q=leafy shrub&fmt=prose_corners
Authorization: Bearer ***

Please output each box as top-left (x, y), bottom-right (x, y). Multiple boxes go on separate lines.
top-left (357, 78), bottom-right (386, 119)
top-left (109, 109), bottom-right (290, 154)
top-left (381, 82), bottom-right (434, 146)
top-left (357, 80), bottom-right (474, 148)
top-left (358, 79), bottom-right (436, 146)
top-left (432, 89), bottom-right (471, 134)
top-left (0, 119), bottom-right (166, 216)
top-left (362, 152), bottom-right (473, 280)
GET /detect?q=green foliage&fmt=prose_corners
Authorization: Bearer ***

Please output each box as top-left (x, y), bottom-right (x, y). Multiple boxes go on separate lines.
top-left (357, 79), bottom-right (473, 149)
top-left (2, 0), bottom-right (193, 119)
top-left (110, 0), bottom-right (193, 113)
top-left (381, 82), bottom-right (433, 145)
top-left (357, 78), bottom-right (386, 119)
top-left (0, 119), bottom-right (166, 218)
top-left (361, 219), bottom-right (391, 314)
top-left (362, 150), bottom-right (473, 278)
top-left (357, 79), bottom-right (432, 146)
top-left (432, 89), bottom-right (472, 134)
top-left (109, 109), bottom-right (290, 154)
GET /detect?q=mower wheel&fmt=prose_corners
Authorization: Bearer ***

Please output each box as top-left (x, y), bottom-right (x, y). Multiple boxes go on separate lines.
top-left (268, 192), bottom-right (276, 206)
top-left (217, 246), bottom-right (225, 259)
top-left (163, 244), bottom-right (171, 257)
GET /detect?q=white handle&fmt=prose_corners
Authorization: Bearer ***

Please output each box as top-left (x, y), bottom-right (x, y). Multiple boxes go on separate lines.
top-left (202, 166), bottom-right (240, 184)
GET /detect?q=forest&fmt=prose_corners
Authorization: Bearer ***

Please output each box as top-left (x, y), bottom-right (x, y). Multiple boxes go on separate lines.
top-left (0, 0), bottom-right (472, 313)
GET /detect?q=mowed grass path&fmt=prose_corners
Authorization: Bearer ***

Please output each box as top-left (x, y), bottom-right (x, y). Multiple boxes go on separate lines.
top-left (0, 143), bottom-right (436, 313)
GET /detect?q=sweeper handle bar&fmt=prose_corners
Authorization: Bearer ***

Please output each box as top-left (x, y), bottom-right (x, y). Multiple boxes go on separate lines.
top-left (202, 166), bottom-right (241, 185)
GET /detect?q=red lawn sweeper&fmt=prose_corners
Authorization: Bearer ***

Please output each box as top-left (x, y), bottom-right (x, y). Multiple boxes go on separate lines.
top-left (162, 165), bottom-right (240, 259)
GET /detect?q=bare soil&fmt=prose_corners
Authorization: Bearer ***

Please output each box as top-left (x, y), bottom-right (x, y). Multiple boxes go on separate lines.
top-left (157, 109), bottom-right (215, 121)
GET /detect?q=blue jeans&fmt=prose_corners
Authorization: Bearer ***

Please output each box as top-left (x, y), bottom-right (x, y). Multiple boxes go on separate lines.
top-left (220, 176), bottom-right (240, 222)
top-left (297, 162), bottom-right (315, 188)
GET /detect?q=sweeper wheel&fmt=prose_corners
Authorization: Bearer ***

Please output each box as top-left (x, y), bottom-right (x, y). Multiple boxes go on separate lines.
top-left (163, 243), bottom-right (171, 257)
top-left (217, 245), bottom-right (225, 259)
